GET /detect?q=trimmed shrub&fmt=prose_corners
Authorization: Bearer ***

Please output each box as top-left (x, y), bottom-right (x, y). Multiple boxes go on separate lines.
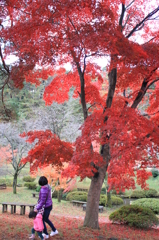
top-left (52, 189), bottom-right (64, 198)
top-left (111, 189), bottom-right (125, 195)
top-left (131, 189), bottom-right (158, 198)
top-left (24, 182), bottom-right (37, 190)
top-left (109, 205), bottom-right (159, 229)
top-left (100, 195), bottom-right (124, 206)
top-left (132, 198), bottom-right (159, 214)
top-left (130, 190), bottom-right (145, 198)
top-left (151, 168), bottom-right (159, 178)
top-left (36, 186), bottom-right (41, 192)
top-left (23, 176), bottom-right (35, 182)
top-left (144, 189), bottom-right (158, 198)
top-left (66, 191), bottom-right (87, 201)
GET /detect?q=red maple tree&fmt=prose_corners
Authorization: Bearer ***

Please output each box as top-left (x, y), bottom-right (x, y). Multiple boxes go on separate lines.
top-left (1, 0), bottom-right (159, 228)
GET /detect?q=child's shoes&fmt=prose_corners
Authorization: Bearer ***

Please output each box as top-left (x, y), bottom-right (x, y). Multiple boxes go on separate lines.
top-left (29, 234), bottom-right (35, 239)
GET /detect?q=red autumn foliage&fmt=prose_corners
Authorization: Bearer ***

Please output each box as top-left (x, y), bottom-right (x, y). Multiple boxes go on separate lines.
top-left (1, 0), bottom-right (159, 194)
top-left (21, 131), bottom-right (73, 172)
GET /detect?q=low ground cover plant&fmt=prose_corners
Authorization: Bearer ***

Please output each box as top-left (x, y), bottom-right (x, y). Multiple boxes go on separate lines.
top-left (109, 205), bottom-right (159, 229)
top-left (131, 198), bottom-right (159, 214)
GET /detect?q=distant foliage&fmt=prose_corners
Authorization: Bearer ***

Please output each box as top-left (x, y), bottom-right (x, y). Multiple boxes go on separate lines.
top-left (23, 176), bottom-right (35, 182)
top-left (101, 187), bottom-right (106, 194)
top-left (130, 189), bottom-right (158, 198)
top-left (132, 198), bottom-right (159, 214)
top-left (151, 168), bottom-right (159, 178)
top-left (109, 205), bottom-right (159, 229)
top-left (52, 189), bottom-right (64, 198)
top-left (99, 195), bottom-right (123, 206)
top-left (66, 191), bottom-right (87, 201)
top-left (24, 182), bottom-right (37, 189)
top-left (0, 178), bottom-right (12, 187)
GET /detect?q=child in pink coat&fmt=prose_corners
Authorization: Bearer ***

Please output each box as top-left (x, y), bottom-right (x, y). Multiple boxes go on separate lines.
top-left (29, 211), bottom-right (45, 240)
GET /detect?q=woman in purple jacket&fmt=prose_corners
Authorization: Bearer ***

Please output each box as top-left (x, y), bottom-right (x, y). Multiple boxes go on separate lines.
top-left (35, 176), bottom-right (58, 239)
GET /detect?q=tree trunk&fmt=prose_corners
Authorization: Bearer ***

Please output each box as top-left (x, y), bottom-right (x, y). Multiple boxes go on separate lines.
top-left (57, 190), bottom-right (61, 202)
top-left (107, 190), bottom-right (112, 207)
top-left (84, 144), bottom-right (110, 229)
top-left (13, 173), bottom-right (18, 194)
top-left (83, 63), bottom-right (116, 228)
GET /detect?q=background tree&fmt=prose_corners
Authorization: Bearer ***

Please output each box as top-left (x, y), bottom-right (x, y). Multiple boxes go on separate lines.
top-left (0, 123), bottom-right (32, 193)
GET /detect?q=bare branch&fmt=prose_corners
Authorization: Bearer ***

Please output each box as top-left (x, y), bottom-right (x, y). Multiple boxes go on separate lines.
top-left (131, 69), bottom-right (159, 109)
top-left (126, 6), bottom-right (159, 38)
top-left (126, 0), bottom-right (135, 10)
top-left (119, 3), bottom-right (126, 29)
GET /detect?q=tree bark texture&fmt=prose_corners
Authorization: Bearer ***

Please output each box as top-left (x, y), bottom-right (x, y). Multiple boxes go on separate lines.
top-left (13, 173), bottom-right (18, 194)
top-left (83, 65), bottom-right (116, 228)
top-left (84, 144), bottom-right (110, 228)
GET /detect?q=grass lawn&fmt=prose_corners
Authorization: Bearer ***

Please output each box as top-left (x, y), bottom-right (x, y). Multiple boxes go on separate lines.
top-left (0, 187), bottom-right (119, 217)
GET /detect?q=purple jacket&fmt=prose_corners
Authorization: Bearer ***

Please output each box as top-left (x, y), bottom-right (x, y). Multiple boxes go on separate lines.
top-left (36, 184), bottom-right (52, 210)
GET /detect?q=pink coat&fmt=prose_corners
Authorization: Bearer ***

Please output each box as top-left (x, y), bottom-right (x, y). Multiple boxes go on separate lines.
top-left (33, 214), bottom-right (44, 232)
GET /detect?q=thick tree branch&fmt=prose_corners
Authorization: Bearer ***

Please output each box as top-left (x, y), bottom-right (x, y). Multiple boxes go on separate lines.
top-left (119, 3), bottom-right (126, 29)
top-left (131, 68), bottom-right (158, 109)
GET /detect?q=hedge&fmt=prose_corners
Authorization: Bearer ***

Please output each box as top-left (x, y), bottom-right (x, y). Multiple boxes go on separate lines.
top-left (23, 176), bottom-right (35, 182)
top-left (130, 189), bottom-right (158, 198)
top-left (66, 191), bottom-right (88, 201)
top-left (24, 182), bottom-right (37, 189)
top-left (131, 198), bottom-right (159, 214)
top-left (109, 205), bottom-right (159, 229)
top-left (100, 195), bottom-right (124, 206)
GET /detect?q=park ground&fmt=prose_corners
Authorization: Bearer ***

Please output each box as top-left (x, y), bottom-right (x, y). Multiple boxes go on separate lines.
top-left (0, 188), bottom-right (159, 240)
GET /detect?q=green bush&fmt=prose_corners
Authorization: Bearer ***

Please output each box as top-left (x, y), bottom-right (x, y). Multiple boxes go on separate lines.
top-left (66, 191), bottom-right (88, 201)
top-left (36, 186), bottom-right (41, 192)
top-left (130, 190), bottom-right (145, 198)
top-left (23, 176), bottom-right (35, 182)
top-left (99, 195), bottom-right (124, 206)
top-left (131, 189), bottom-right (158, 198)
top-left (151, 168), bottom-right (159, 178)
top-left (52, 189), bottom-right (64, 198)
top-left (62, 192), bottom-right (69, 200)
top-left (0, 178), bottom-right (12, 187)
top-left (132, 198), bottom-right (159, 214)
top-left (109, 205), bottom-right (158, 229)
top-left (24, 182), bottom-right (37, 190)
top-left (111, 189), bottom-right (125, 195)
top-left (101, 187), bottom-right (106, 194)
top-left (52, 190), bottom-right (58, 198)
top-left (144, 189), bottom-right (158, 198)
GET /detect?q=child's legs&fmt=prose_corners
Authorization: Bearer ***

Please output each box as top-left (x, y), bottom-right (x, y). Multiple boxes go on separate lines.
top-left (37, 231), bottom-right (44, 240)
top-left (31, 228), bottom-right (35, 234)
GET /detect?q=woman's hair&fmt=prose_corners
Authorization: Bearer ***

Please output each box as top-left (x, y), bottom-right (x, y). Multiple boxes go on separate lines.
top-left (38, 176), bottom-right (48, 186)
top-left (29, 211), bottom-right (37, 218)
